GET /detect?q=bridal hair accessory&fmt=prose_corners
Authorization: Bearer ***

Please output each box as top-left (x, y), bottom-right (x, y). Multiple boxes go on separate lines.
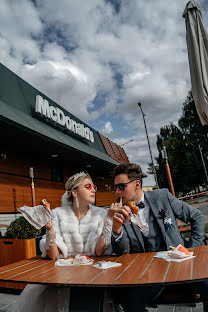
top-left (73, 172), bottom-right (86, 181)
top-left (75, 197), bottom-right (79, 209)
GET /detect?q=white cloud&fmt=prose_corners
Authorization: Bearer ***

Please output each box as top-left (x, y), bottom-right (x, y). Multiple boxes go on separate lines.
top-left (102, 121), bottom-right (113, 134)
top-left (1, 0), bottom-right (207, 186)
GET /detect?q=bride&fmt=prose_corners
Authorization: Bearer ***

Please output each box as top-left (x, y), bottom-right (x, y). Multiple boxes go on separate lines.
top-left (10, 172), bottom-right (116, 312)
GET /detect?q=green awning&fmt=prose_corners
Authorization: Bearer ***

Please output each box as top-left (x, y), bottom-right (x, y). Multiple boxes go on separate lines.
top-left (0, 100), bottom-right (119, 166)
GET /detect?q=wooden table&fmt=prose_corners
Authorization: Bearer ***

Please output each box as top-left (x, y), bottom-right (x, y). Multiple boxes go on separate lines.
top-left (0, 246), bottom-right (208, 287)
top-left (0, 246), bottom-right (208, 310)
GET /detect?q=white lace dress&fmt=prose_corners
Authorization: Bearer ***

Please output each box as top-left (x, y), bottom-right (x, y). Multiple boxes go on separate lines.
top-left (9, 203), bottom-right (112, 312)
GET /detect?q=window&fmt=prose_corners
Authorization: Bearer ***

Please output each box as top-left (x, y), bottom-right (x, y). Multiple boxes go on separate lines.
top-left (51, 165), bottom-right (63, 182)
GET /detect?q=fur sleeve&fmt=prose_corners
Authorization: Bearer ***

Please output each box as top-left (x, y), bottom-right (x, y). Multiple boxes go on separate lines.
top-left (88, 207), bottom-right (111, 255)
top-left (89, 217), bottom-right (105, 255)
top-left (39, 208), bottom-right (68, 258)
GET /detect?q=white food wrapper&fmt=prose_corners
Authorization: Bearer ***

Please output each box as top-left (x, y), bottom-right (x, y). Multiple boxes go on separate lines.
top-left (168, 244), bottom-right (193, 259)
top-left (55, 255), bottom-right (94, 266)
top-left (18, 205), bottom-right (52, 230)
top-left (154, 251), bottom-right (195, 262)
top-left (93, 261), bottom-right (122, 270)
top-left (131, 213), bottom-right (149, 235)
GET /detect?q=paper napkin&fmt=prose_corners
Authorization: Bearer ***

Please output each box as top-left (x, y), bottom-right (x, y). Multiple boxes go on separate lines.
top-left (93, 261), bottom-right (122, 269)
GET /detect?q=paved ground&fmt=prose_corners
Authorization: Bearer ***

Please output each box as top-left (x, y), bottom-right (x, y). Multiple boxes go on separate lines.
top-left (0, 293), bottom-right (18, 311)
top-left (0, 292), bottom-right (205, 311)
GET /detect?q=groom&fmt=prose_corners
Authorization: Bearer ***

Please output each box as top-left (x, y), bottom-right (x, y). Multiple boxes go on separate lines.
top-left (111, 163), bottom-right (206, 312)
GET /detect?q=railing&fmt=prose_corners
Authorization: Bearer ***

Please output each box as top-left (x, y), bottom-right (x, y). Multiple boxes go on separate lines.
top-left (177, 191), bottom-right (208, 233)
top-left (178, 190), bottom-right (208, 200)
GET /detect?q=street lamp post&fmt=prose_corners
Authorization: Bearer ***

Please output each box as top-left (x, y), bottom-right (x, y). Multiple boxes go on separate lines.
top-left (120, 139), bottom-right (134, 147)
top-left (138, 103), bottom-right (159, 188)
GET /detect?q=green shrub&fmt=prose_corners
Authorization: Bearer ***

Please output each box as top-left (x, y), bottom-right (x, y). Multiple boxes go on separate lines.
top-left (4, 216), bottom-right (41, 239)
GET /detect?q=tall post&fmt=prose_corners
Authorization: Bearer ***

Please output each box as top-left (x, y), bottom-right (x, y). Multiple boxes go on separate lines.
top-left (162, 146), bottom-right (175, 196)
top-left (198, 144), bottom-right (208, 183)
top-left (138, 103), bottom-right (159, 188)
top-left (29, 167), bottom-right (36, 206)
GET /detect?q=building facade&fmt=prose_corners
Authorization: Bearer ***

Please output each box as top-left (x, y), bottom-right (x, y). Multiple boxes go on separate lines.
top-left (0, 63), bottom-right (130, 231)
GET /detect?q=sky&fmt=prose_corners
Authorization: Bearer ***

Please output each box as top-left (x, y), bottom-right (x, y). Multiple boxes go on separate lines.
top-left (1, 0), bottom-right (208, 186)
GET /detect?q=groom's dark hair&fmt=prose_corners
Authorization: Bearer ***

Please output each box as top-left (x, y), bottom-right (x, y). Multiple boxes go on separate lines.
top-left (113, 163), bottom-right (147, 187)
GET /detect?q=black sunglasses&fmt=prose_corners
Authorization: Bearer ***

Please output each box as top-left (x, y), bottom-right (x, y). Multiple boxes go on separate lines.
top-left (113, 179), bottom-right (138, 192)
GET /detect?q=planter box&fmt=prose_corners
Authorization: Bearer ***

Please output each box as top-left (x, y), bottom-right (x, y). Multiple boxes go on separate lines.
top-left (0, 238), bottom-right (36, 267)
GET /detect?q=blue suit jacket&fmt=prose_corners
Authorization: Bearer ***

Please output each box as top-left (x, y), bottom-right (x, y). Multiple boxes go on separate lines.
top-left (111, 188), bottom-right (205, 255)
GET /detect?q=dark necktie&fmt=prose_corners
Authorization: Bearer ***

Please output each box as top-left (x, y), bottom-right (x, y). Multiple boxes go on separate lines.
top-left (137, 202), bottom-right (145, 209)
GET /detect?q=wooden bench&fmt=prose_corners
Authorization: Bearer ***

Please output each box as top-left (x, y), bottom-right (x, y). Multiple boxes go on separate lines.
top-left (178, 224), bottom-right (191, 234)
top-left (176, 218), bottom-right (191, 235)
top-left (178, 225), bottom-right (208, 245)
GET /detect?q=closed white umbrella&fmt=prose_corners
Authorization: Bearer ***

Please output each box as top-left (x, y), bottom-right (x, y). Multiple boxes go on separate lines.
top-left (183, 0), bottom-right (208, 125)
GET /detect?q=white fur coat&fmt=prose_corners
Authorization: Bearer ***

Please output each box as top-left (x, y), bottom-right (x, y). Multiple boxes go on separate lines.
top-left (40, 195), bottom-right (109, 258)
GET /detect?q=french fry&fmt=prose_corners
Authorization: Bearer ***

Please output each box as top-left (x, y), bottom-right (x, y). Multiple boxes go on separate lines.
top-left (42, 199), bottom-right (50, 209)
top-left (169, 245), bottom-right (175, 250)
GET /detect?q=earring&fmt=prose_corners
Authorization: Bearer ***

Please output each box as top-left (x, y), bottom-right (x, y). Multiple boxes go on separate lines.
top-left (75, 197), bottom-right (79, 209)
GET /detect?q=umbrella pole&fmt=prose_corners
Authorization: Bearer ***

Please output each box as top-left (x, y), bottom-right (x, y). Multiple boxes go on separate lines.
top-left (162, 146), bottom-right (175, 196)
top-left (165, 163), bottom-right (175, 197)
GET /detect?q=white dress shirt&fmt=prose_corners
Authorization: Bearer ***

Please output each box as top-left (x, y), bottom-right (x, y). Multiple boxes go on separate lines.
top-left (113, 192), bottom-right (150, 240)
top-left (138, 192), bottom-right (150, 237)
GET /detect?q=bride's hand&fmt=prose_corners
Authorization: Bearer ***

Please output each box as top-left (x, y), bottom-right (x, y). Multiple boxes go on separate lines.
top-left (107, 198), bottom-right (123, 220)
top-left (45, 221), bottom-right (53, 231)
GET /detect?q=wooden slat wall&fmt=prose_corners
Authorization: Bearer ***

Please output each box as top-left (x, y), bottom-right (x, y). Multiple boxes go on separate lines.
top-left (0, 174), bottom-right (64, 212)
top-left (0, 174), bottom-right (116, 212)
top-left (0, 151), bottom-right (51, 180)
top-left (0, 149), bottom-right (117, 212)
top-left (96, 192), bottom-right (117, 206)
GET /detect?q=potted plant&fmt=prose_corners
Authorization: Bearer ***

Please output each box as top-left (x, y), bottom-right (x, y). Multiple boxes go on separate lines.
top-left (0, 216), bottom-right (43, 267)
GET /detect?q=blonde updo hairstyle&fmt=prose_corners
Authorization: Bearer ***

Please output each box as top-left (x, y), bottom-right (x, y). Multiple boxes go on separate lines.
top-left (65, 172), bottom-right (92, 203)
